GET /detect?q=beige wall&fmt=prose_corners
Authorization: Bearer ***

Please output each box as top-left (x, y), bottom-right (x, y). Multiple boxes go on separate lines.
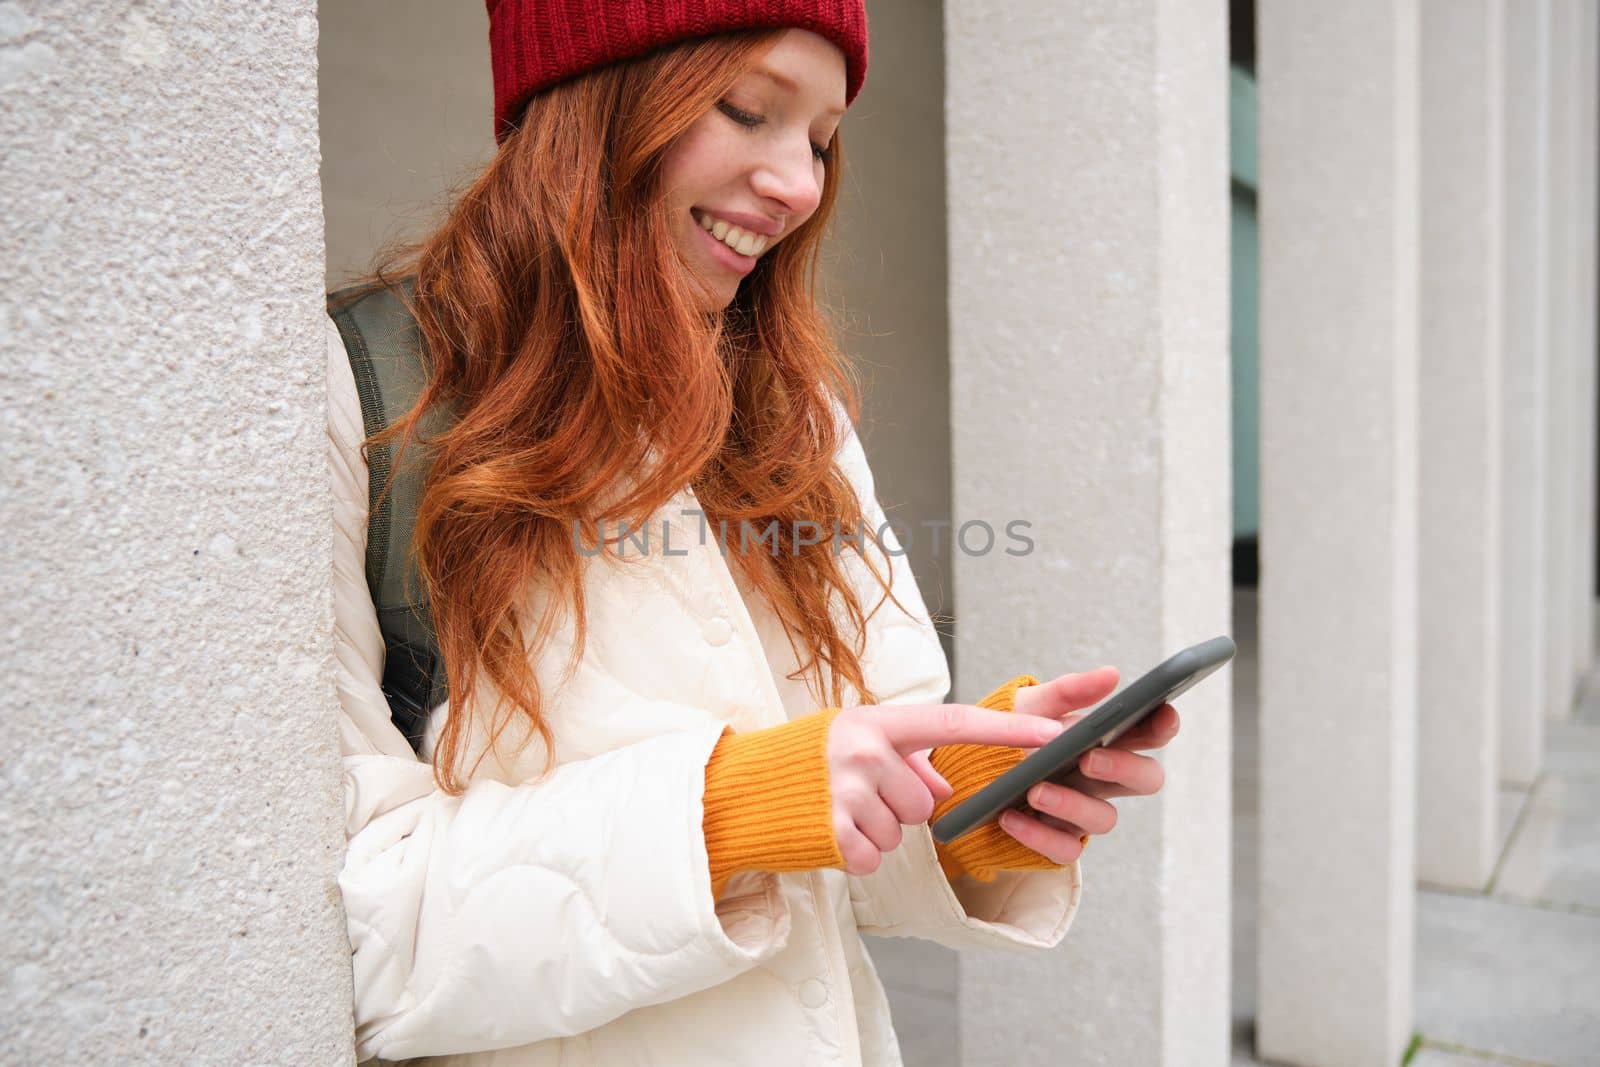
top-left (317, 1), bottom-right (955, 674)
top-left (829, 0), bottom-right (955, 677)
top-left (318, 1), bottom-right (494, 290)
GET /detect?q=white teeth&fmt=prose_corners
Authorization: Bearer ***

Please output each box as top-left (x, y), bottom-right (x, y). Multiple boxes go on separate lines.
top-left (694, 210), bottom-right (771, 257)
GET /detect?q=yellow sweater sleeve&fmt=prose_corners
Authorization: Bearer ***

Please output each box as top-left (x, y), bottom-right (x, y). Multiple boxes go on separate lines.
top-left (700, 677), bottom-right (1088, 900)
top-left (702, 707), bottom-right (845, 901)
top-left (928, 674), bottom-right (1091, 883)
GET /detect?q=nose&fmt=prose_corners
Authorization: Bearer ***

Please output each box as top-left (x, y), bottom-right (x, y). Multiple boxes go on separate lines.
top-left (749, 134), bottom-right (824, 221)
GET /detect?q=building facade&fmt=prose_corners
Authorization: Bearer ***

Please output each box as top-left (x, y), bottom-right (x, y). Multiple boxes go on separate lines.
top-left (3, 1), bottom-right (1595, 1064)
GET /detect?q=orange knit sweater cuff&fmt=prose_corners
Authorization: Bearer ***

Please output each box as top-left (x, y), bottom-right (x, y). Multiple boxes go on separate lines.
top-left (929, 674), bottom-right (1090, 883)
top-left (702, 707), bottom-right (845, 901)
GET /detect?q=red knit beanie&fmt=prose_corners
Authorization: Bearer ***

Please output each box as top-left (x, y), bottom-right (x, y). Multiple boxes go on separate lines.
top-left (485, 0), bottom-right (868, 145)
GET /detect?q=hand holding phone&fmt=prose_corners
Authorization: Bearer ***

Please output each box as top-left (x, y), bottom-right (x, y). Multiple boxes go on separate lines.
top-left (999, 694), bottom-right (1181, 856)
top-left (931, 636), bottom-right (1235, 846)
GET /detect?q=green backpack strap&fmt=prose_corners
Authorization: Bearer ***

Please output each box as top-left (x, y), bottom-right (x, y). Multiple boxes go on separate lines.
top-left (326, 275), bottom-right (450, 753)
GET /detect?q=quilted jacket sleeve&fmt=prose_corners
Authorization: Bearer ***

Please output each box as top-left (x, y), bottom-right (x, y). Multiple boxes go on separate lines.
top-left (326, 318), bottom-right (791, 1062)
top-left (827, 396), bottom-right (1084, 953)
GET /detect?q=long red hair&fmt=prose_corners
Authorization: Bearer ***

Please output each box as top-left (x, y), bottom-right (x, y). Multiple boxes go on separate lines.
top-left (333, 29), bottom-right (913, 793)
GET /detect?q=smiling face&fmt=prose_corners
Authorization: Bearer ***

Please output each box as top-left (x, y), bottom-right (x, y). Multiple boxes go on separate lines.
top-left (659, 29), bottom-right (848, 313)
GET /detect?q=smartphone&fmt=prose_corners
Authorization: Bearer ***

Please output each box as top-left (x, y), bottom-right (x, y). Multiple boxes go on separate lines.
top-left (929, 635), bottom-right (1236, 845)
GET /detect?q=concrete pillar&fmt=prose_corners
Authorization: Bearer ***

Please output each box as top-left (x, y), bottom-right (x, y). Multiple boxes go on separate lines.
top-left (1546, 0), bottom-right (1580, 719)
top-left (0, 3), bottom-right (353, 1062)
top-left (1256, 3), bottom-right (1420, 1065)
top-left (1417, 0), bottom-right (1505, 891)
top-left (1500, 0), bottom-right (1552, 785)
top-left (1571, 0), bottom-right (1599, 680)
top-left (945, 1), bottom-right (1232, 1064)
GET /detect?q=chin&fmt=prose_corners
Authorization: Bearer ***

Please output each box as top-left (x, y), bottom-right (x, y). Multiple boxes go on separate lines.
top-left (695, 279), bottom-right (738, 315)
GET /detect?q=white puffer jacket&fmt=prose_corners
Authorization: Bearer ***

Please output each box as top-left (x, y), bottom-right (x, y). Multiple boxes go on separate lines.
top-left (326, 315), bottom-right (1084, 1066)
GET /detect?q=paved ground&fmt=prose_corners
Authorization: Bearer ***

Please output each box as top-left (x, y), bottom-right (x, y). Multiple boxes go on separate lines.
top-left (1229, 590), bottom-right (1600, 1067)
top-left (869, 590), bottom-right (1600, 1066)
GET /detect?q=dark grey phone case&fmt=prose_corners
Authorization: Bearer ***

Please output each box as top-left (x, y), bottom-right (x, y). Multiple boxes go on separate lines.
top-left (929, 635), bottom-right (1237, 845)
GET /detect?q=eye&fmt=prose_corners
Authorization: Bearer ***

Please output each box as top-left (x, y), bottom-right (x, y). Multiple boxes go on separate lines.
top-left (719, 99), bottom-right (834, 166)
top-left (716, 100), bottom-right (763, 129)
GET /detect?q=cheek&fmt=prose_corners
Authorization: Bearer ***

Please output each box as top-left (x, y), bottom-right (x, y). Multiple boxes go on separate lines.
top-left (660, 120), bottom-right (742, 209)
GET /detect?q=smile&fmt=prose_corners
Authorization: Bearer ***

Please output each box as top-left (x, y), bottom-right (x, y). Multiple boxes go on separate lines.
top-left (692, 209), bottom-right (772, 257)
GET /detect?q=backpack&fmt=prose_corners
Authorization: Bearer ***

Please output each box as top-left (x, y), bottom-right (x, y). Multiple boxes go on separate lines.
top-left (326, 275), bottom-right (448, 753)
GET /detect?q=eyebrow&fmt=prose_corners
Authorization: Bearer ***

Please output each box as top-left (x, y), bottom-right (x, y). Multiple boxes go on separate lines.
top-left (751, 67), bottom-right (846, 119)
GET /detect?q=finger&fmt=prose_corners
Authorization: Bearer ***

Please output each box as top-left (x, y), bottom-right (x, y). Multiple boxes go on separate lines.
top-left (1026, 781), bottom-right (1118, 836)
top-left (1079, 746), bottom-right (1166, 798)
top-left (1048, 771), bottom-right (1130, 803)
top-left (997, 809), bottom-right (1087, 865)
top-left (905, 750), bottom-right (952, 803)
top-left (1011, 666), bottom-right (1120, 719)
top-left (876, 756), bottom-right (937, 825)
top-left (876, 703), bottom-right (1065, 754)
top-left (1035, 811), bottom-right (1088, 836)
top-left (835, 814), bottom-right (883, 876)
top-left (853, 799), bottom-right (904, 854)
top-left (1024, 709), bottom-right (1091, 734)
top-left (1108, 704), bottom-right (1181, 752)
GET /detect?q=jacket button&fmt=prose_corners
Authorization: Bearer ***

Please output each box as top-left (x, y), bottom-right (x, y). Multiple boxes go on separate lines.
top-left (702, 617), bottom-right (733, 646)
top-left (797, 978), bottom-right (829, 1008)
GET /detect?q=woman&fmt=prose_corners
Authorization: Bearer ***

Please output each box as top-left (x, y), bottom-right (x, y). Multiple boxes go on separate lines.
top-left (327, 3), bottom-right (1180, 1063)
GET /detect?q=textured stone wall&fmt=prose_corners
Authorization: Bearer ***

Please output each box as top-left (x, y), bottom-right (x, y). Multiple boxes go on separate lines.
top-left (946, 0), bottom-right (1234, 1062)
top-left (0, 2), bottom-right (353, 1061)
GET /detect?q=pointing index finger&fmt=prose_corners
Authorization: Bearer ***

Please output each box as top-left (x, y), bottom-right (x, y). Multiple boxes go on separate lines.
top-left (875, 703), bottom-right (1065, 754)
